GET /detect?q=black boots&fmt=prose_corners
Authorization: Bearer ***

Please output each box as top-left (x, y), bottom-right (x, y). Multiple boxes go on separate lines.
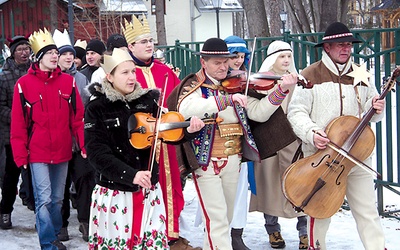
top-left (0, 213), bottom-right (12, 229)
top-left (231, 228), bottom-right (251, 250)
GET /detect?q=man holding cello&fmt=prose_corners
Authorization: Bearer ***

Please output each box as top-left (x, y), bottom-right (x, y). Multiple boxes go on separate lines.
top-left (287, 22), bottom-right (386, 250)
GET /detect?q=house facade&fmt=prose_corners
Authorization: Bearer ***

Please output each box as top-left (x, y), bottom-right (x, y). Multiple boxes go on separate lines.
top-left (0, 0), bottom-right (242, 49)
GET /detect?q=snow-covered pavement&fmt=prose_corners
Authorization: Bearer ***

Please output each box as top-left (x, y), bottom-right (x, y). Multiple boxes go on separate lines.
top-left (0, 178), bottom-right (399, 249)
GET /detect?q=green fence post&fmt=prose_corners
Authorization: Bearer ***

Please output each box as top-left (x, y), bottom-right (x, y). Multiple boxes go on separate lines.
top-left (283, 30), bottom-right (289, 43)
top-left (174, 39), bottom-right (180, 77)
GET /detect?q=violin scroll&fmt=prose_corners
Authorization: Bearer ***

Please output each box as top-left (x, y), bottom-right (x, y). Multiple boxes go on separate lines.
top-left (297, 75), bottom-right (313, 89)
top-left (381, 66), bottom-right (400, 93)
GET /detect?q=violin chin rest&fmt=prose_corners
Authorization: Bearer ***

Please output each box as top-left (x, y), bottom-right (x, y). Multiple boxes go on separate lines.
top-left (127, 114), bottom-right (138, 137)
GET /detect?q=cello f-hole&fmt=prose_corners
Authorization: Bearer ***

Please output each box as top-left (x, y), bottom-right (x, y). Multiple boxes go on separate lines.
top-left (335, 165), bottom-right (345, 185)
top-left (311, 154), bottom-right (330, 168)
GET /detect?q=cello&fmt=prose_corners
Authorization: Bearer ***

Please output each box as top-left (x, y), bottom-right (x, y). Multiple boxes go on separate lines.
top-left (282, 67), bottom-right (400, 219)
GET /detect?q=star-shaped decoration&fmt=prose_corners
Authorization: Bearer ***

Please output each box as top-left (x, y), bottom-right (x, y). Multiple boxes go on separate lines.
top-left (346, 62), bottom-right (371, 87)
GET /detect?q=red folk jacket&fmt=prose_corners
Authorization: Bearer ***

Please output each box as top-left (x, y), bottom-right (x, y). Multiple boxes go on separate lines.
top-left (135, 59), bottom-right (183, 239)
top-left (10, 62), bottom-right (85, 167)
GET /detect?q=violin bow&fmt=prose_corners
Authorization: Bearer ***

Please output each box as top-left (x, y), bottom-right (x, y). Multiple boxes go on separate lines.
top-left (312, 130), bottom-right (382, 179)
top-left (140, 74), bottom-right (169, 237)
top-left (148, 73), bottom-right (169, 175)
top-left (244, 36), bottom-right (257, 97)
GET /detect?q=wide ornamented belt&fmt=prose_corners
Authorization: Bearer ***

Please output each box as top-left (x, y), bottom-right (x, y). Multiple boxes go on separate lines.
top-left (211, 123), bottom-right (243, 158)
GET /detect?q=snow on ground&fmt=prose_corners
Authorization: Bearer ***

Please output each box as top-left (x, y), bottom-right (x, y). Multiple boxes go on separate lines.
top-left (0, 178), bottom-right (399, 249)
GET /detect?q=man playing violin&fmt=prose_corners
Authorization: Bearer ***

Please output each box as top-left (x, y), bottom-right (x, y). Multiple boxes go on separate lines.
top-left (167, 38), bottom-right (259, 250)
top-left (287, 22), bottom-right (386, 250)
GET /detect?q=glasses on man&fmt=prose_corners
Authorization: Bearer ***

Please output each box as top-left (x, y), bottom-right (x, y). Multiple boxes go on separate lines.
top-left (135, 38), bottom-right (154, 45)
top-left (44, 50), bottom-right (60, 56)
top-left (15, 46), bottom-right (31, 53)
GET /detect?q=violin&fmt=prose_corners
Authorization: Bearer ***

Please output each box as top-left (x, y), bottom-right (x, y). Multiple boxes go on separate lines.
top-left (128, 111), bottom-right (217, 149)
top-left (128, 112), bottom-right (187, 149)
top-left (221, 70), bottom-right (313, 94)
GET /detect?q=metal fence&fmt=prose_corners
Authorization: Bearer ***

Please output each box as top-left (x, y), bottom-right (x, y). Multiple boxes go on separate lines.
top-left (158, 27), bottom-right (400, 219)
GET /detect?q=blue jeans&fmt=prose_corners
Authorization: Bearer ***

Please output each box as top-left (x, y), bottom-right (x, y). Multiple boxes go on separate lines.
top-left (30, 162), bottom-right (68, 250)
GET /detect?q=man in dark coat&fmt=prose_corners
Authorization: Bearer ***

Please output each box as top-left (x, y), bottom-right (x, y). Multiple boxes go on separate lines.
top-left (0, 35), bottom-right (34, 229)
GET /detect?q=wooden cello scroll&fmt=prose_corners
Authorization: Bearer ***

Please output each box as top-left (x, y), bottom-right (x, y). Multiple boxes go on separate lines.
top-left (282, 67), bottom-right (400, 219)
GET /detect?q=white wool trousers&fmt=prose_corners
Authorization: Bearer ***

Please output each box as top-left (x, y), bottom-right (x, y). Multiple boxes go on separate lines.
top-left (308, 165), bottom-right (385, 250)
top-left (193, 154), bottom-right (241, 250)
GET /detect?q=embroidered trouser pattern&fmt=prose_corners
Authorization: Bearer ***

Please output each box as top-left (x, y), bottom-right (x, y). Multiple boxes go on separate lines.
top-left (193, 154), bottom-right (241, 250)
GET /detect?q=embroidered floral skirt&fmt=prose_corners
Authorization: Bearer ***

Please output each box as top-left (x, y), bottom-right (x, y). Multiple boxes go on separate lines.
top-left (88, 183), bottom-right (169, 249)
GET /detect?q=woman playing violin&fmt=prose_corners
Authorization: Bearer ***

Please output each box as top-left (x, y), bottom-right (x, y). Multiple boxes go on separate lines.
top-left (246, 40), bottom-right (309, 249)
top-left (84, 48), bottom-right (204, 250)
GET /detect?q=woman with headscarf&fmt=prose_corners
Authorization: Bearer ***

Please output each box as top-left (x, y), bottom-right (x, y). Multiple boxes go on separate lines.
top-left (246, 40), bottom-right (308, 249)
top-left (225, 35), bottom-right (250, 71)
top-left (224, 35), bottom-right (252, 250)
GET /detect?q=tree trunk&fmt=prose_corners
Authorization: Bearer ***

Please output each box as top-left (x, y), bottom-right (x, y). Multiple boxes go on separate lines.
top-left (50, 0), bottom-right (57, 31)
top-left (339, 0), bottom-right (351, 23)
top-left (319, 0), bottom-right (339, 31)
top-left (284, 0), bottom-right (313, 34)
top-left (232, 11), bottom-right (246, 38)
top-left (275, 0), bottom-right (349, 34)
top-left (265, 0), bottom-right (285, 37)
top-left (155, 0), bottom-right (167, 45)
top-left (241, 0), bottom-right (269, 38)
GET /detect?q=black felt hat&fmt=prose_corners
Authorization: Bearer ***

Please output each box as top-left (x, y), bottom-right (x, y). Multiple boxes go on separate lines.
top-left (315, 22), bottom-right (361, 47)
top-left (196, 38), bottom-right (236, 57)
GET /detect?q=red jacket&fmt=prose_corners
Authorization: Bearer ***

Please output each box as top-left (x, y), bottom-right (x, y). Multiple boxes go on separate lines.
top-left (10, 62), bottom-right (85, 167)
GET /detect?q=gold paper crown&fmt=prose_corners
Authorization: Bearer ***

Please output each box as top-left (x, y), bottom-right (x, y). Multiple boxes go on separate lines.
top-left (121, 14), bottom-right (151, 44)
top-left (101, 48), bottom-right (133, 74)
top-left (74, 39), bottom-right (87, 50)
top-left (29, 28), bottom-right (56, 55)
